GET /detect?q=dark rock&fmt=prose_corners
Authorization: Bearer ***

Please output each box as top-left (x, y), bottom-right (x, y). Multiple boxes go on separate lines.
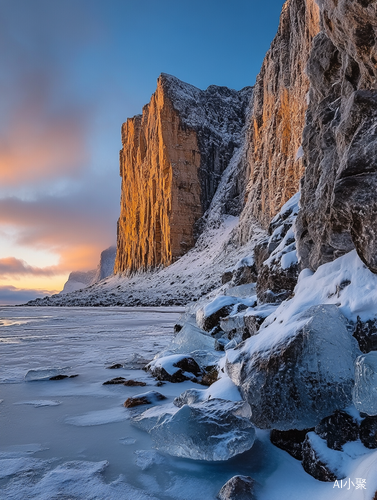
top-left (123, 380), bottom-right (147, 387)
top-left (353, 316), bottom-right (377, 353)
top-left (270, 428), bottom-right (312, 460)
top-left (103, 377), bottom-right (126, 385)
top-left (49, 374), bottom-right (68, 381)
top-left (200, 367), bottom-right (219, 386)
top-left (217, 475), bottom-right (256, 500)
top-left (222, 271), bottom-right (233, 285)
top-left (253, 239), bottom-right (269, 273)
top-left (232, 262), bottom-right (257, 286)
top-left (69, 374), bottom-right (79, 378)
top-left (148, 356), bottom-right (202, 383)
top-left (174, 324), bottom-right (183, 333)
top-left (256, 262), bottom-right (299, 304)
top-left (106, 363), bottom-right (123, 369)
top-left (315, 410), bottom-right (359, 450)
top-left (201, 305), bottom-right (235, 332)
top-left (124, 391), bottom-right (167, 408)
top-left (359, 416), bottom-right (377, 449)
top-left (302, 433), bottom-right (345, 482)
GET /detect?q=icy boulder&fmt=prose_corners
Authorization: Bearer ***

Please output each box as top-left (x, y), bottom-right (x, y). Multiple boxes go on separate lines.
top-left (302, 432), bottom-right (345, 482)
top-left (226, 304), bottom-right (361, 430)
top-left (353, 352), bottom-right (377, 416)
top-left (149, 399), bottom-right (255, 461)
top-left (146, 354), bottom-right (202, 383)
top-left (196, 296), bottom-right (239, 332)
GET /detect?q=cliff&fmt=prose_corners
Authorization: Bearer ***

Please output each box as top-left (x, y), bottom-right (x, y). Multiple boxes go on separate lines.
top-left (296, 0), bottom-right (377, 273)
top-left (237, 0), bottom-right (320, 240)
top-left (114, 75), bottom-right (252, 274)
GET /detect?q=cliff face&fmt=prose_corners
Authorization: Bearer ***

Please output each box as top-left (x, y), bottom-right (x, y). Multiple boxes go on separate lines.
top-left (296, 0), bottom-right (377, 273)
top-left (237, 0), bottom-right (320, 241)
top-left (114, 74), bottom-right (252, 274)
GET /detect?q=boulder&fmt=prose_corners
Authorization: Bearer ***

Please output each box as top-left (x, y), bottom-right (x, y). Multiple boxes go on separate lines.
top-left (226, 304), bottom-right (361, 430)
top-left (353, 316), bottom-right (377, 353)
top-left (302, 432), bottom-right (345, 482)
top-left (359, 416), bottom-right (377, 449)
top-left (217, 475), bottom-right (257, 500)
top-left (315, 410), bottom-right (359, 450)
top-left (146, 354), bottom-right (202, 383)
top-left (270, 428), bottom-right (312, 460)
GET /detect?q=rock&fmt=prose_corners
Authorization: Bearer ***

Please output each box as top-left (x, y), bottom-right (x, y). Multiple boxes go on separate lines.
top-left (123, 380), bottom-right (147, 387)
top-left (173, 324), bottom-right (182, 333)
top-left (217, 475), bottom-right (257, 500)
top-left (146, 354), bottom-right (202, 383)
top-left (114, 73), bottom-right (252, 273)
top-left (215, 338), bottom-right (228, 351)
top-left (106, 363), bottom-right (123, 369)
top-left (270, 428), bottom-right (312, 460)
top-left (244, 304), bottom-right (278, 338)
top-left (49, 374), bottom-right (68, 381)
top-left (236, 0), bottom-right (320, 241)
top-left (353, 317), bottom-right (377, 354)
top-left (124, 391), bottom-right (167, 408)
top-left (149, 399), bottom-right (255, 461)
top-left (232, 256), bottom-right (257, 286)
top-left (196, 296), bottom-right (239, 332)
top-left (353, 352), bottom-right (377, 416)
top-left (359, 416), bottom-right (377, 449)
top-left (315, 410), bottom-right (359, 450)
top-left (200, 367), bottom-right (218, 386)
top-left (103, 377), bottom-right (126, 385)
top-left (256, 193), bottom-right (300, 304)
top-left (226, 304), bottom-right (360, 430)
top-left (302, 432), bottom-right (345, 482)
top-left (222, 271), bottom-right (233, 285)
top-left (296, 0), bottom-right (377, 275)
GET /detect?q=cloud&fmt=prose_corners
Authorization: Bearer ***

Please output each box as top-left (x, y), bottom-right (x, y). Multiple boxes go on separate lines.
top-left (0, 257), bottom-right (59, 276)
top-left (0, 285), bottom-right (54, 306)
top-left (0, 170), bottom-right (118, 272)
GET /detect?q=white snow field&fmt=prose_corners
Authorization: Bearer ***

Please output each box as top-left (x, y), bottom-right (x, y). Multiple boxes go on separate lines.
top-left (0, 306), bottom-right (377, 500)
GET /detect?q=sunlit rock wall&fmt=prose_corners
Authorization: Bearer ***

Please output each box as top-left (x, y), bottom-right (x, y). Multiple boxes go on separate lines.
top-left (115, 74), bottom-right (252, 274)
top-left (237, 0), bottom-right (320, 241)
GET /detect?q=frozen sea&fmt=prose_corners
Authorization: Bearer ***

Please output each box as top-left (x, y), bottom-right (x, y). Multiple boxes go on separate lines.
top-left (1, 306), bottom-right (377, 500)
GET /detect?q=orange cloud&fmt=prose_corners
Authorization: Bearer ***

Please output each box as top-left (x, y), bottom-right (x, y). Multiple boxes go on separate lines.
top-left (0, 257), bottom-right (59, 276)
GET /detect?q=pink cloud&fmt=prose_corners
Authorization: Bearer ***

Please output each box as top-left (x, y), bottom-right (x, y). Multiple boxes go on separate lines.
top-left (0, 257), bottom-right (59, 276)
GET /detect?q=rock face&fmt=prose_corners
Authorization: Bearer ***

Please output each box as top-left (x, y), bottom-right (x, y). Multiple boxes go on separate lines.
top-left (296, 0), bottom-right (377, 273)
top-left (237, 0), bottom-right (320, 240)
top-left (114, 73), bottom-right (252, 274)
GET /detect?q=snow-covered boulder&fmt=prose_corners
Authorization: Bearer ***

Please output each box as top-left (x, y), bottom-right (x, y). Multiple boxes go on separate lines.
top-left (353, 352), bottom-right (377, 416)
top-left (302, 432), bottom-right (345, 482)
top-left (149, 399), bottom-right (255, 461)
top-left (196, 296), bottom-right (240, 332)
top-left (226, 304), bottom-right (360, 430)
top-left (146, 354), bottom-right (202, 383)
top-left (315, 410), bottom-right (359, 450)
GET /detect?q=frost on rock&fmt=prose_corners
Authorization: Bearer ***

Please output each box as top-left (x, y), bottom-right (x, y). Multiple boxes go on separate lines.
top-left (226, 304), bottom-right (360, 430)
top-left (353, 352), bottom-right (377, 416)
top-left (149, 399), bottom-right (255, 461)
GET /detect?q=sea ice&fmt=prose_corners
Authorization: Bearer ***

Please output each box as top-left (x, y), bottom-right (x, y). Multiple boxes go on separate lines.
top-left (24, 367), bottom-right (70, 382)
top-left (353, 351), bottom-right (377, 415)
top-left (149, 399), bottom-right (255, 461)
top-left (134, 450), bottom-right (165, 470)
top-left (65, 406), bottom-right (130, 426)
top-left (14, 400), bottom-right (61, 407)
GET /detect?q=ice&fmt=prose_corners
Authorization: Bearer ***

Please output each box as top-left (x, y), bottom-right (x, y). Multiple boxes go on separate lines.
top-left (149, 399), bottom-right (255, 461)
top-left (155, 322), bottom-right (214, 360)
top-left (119, 437), bottom-right (137, 445)
top-left (174, 375), bottom-right (242, 407)
top-left (123, 353), bottom-right (152, 369)
top-left (0, 457), bottom-right (49, 479)
top-left (131, 403), bottom-right (178, 432)
top-left (135, 450), bottom-right (165, 470)
top-left (226, 304), bottom-right (361, 430)
top-left (353, 352), bottom-right (377, 416)
top-left (14, 400), bottom-right (61, 407)
top-left (65, 406), bottom-right (130, 426)
top-left (24, 367), bottom-right (70, 381)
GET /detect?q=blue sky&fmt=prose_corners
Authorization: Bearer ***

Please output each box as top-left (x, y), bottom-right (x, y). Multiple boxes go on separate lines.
top-left (0, 0), bottom-right (285, 304)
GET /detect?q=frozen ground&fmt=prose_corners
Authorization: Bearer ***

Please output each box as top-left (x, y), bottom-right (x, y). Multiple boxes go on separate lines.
top-left (0, 307), bottom-right (376, 499)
